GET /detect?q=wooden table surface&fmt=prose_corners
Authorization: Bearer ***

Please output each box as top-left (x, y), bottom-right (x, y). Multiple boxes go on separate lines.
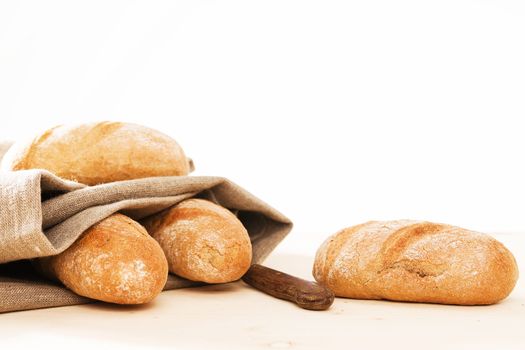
top-left (1, 232), bottom-right (523, 350)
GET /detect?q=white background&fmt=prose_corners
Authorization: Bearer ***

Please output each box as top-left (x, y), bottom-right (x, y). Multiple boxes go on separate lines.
top-left (1, 0), bottom-right (524, 247)
top-left (1, 3), bottom-right (525, 350)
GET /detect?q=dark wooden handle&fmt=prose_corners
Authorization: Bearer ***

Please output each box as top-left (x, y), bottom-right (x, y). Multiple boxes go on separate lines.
top-left (241, 264), bottom-right (335, 311)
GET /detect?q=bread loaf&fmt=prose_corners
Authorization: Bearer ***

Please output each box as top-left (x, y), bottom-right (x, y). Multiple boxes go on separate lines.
top-left (1, 122), bottom-right (191, 185)
top-left (313, 220), bottom-right (519, 305)
top-left (142, 198), bottom-right (252, 283)
top-left (34, 213), bottom-right (169, 304)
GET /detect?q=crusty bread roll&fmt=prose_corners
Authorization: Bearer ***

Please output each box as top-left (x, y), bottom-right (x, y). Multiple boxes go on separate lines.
top-left (313, 220), bottom-right (519, 305)
top-left (34, 213), bottom-right (169, 304)
top-left (142, 199), bottom-right (252, 283)
top-left (1, 122), bottom-right (191, 185)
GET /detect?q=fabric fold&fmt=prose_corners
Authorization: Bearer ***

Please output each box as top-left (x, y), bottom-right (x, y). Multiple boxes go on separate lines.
top-left (0, 164), bottom-right (292, 313)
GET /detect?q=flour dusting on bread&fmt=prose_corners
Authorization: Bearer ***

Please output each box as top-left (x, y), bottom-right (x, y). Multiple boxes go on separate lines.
top-left (314, 220), bottom-right (519, 305)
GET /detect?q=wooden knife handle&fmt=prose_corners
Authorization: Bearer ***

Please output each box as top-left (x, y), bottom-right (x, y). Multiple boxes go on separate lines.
top-left (241, 264), bottom-right (335, 311)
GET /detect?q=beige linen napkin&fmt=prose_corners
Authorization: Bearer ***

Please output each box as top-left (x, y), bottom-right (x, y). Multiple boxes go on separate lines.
top-left (0, 142), bottom-right (292, 313)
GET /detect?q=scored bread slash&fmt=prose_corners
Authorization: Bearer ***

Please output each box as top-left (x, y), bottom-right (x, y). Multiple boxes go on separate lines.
top-left (242, 264), bottom-right (335, 311)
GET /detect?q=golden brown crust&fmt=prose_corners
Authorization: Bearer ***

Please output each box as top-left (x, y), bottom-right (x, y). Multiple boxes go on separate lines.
top-left (142, 199), bottom-right (253, 284)
top-left (312, 221), bottom-right (370, 288)
top-left (35, 213), bottom-right (168, 304)
top-left (1, 122), bottom-right (190, 185)
top-left (313, 220), bottom-right (519, 305)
